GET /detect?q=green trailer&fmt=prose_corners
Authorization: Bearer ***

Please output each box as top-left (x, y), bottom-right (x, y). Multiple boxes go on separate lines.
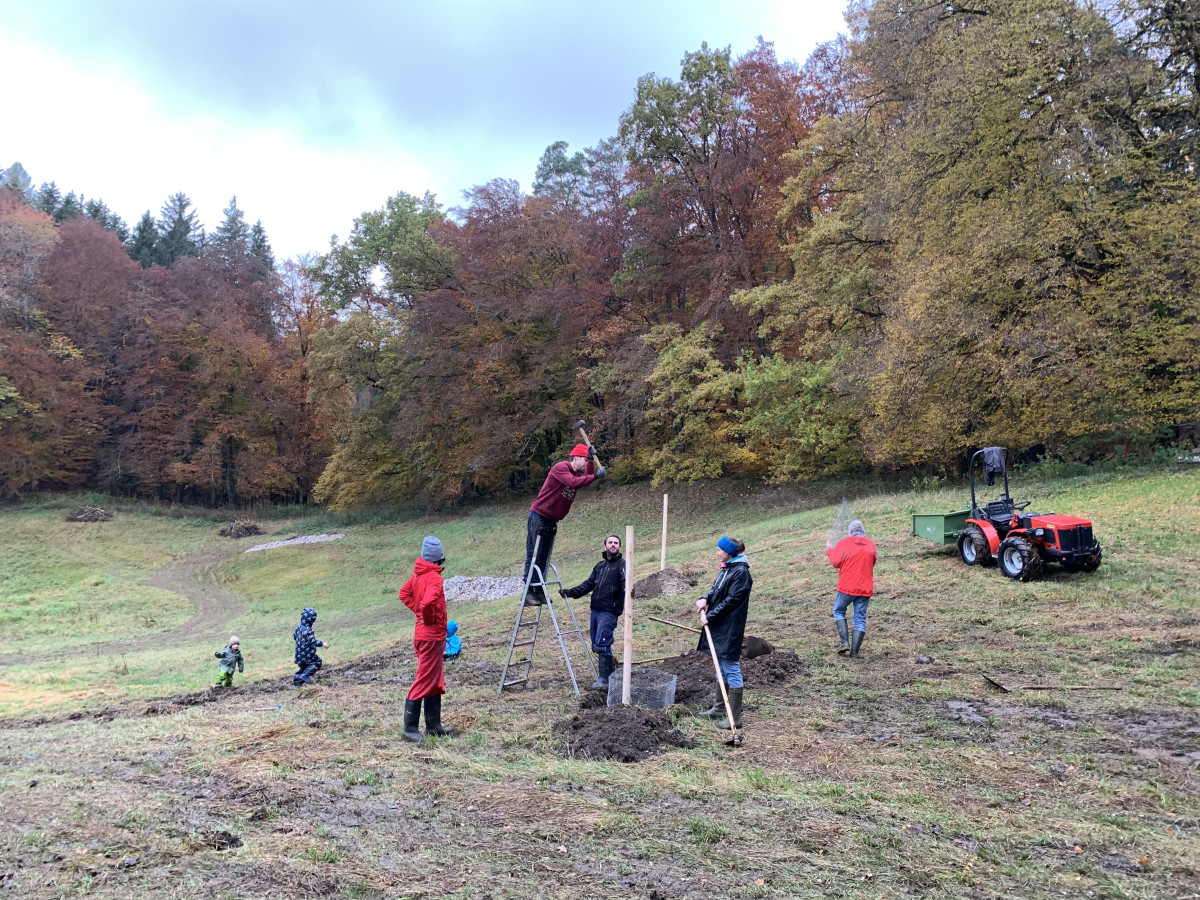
top-left (912, 509), bottom-right (971, 545)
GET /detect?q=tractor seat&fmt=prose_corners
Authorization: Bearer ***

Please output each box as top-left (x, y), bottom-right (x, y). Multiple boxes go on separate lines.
top-left (985, 499), bottom-right (1015, 527)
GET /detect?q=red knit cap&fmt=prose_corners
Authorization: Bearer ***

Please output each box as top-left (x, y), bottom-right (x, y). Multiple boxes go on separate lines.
top-left (570, 443), bottom-right (590, 457)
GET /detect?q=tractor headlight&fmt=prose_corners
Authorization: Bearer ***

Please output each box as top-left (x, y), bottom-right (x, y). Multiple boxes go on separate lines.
top-left (1034, 528), bottom-right (1045, 537)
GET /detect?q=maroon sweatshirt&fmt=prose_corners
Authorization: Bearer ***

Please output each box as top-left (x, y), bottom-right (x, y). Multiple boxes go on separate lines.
top-left (530, 459), bottom-right (596, 522)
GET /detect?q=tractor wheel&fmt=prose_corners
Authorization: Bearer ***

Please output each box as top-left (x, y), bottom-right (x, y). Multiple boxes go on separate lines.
top-left (1080, 549), bottom-right (1102, 573)
top-left (1061, 558), bottom-right (1082, 574)
top-left (957, 525), bottom-right (992, 567)
top-left (998, 534), bottom-right (1043, 582)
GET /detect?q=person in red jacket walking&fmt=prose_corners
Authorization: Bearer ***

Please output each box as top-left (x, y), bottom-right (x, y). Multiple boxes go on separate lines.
top-left (399, 536), bottom-right (454, 742)
top-left (826, 519), bottom-right (878, 659)
top-left (523, 444), bottom-right (606, 605)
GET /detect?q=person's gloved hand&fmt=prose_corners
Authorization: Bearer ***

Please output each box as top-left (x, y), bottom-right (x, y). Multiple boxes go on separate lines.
top-left (594, 466), bottom-right (607, 479)
top-left (587, 444), bottom-right (596, 460)
top-left (558, 589), bottom-right (567, 598)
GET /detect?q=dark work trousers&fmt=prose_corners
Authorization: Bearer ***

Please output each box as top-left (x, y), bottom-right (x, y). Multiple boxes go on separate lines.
top-left (524, 510), bottom-right (558, 598)
top-left (589, 609), bottom-right (619, 657)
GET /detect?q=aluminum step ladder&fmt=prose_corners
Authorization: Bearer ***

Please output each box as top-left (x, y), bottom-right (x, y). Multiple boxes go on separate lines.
top-left (498, 535), bottom-right (597, 696)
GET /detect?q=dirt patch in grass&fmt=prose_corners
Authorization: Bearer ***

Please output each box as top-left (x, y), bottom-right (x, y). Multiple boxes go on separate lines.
top-left (450, 660), bottom-right (504, 687)
top-left (555, 705), bottom-right (694, 762)
top-left (65, 506), bottom-right (113, 522)
top-left (219, 521), bottom-right (262, 538)
top-left (632, 567), bottom-right (697, 599)
top-left (656, 639), bottom-right (806, 707)
top-left (0, 641), bottom-right (418, 729)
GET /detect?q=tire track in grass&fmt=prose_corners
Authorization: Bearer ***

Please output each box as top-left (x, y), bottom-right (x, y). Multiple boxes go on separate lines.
top-left (0, 547), bottom-right (246, 667)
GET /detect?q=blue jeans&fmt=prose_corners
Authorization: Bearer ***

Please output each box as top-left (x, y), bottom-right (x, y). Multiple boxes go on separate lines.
top-left (718, 657), bottom-right (743, 689)
top-left (833, 591), bottom-right (870, 633)
top-left (590, 609), bottom-right (619, 657)
top-left (524, 511), bottom-right (557, 595)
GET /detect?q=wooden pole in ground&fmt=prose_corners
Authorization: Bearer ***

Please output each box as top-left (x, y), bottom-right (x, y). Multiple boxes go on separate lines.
top-left (660, 493), bottom-right (668, 571)
top-left (622, 525), bottom-right (634, 705)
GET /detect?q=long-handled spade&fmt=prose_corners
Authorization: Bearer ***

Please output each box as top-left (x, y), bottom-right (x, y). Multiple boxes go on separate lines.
top-left (649, 613), bottom-right (743, 747)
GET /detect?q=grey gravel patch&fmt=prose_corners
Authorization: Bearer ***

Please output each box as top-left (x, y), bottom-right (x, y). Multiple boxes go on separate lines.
top-left (244, 532), bottom-right (345, 553)
top-left (443, 575), bottom-right (525, 603)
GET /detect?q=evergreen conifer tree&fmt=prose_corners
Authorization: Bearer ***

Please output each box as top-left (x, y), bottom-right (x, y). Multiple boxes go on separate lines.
top-left (156, 192), bottom-right (203, 266)
top-left (213, 195), bottom-right (250, 247)
top-left (54, 192), bottom-right (82, 222)
top-left (0, 162), bottom-right (33, 200)
top-left (249, 219), bottom-right (275, 275)
top-left (127, 211), bottom-right (160, 268)
top-left (34, 182), bottom-right (61, 217)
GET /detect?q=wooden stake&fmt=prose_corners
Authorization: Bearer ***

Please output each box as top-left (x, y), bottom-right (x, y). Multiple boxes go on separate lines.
top-left (622, 525), bottom-right (634, 705)
top-left (660, 493), bottom-right (668, 571)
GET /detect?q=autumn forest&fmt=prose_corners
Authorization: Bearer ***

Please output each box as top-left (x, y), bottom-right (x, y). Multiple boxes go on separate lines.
top-left (2, 0), bottom-right (1198, 509)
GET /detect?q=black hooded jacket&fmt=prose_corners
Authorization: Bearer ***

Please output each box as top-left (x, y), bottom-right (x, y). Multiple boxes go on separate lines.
top-left (697, 559), bottom-right (752, 659)
top-left (562, 552), bottom-right (626, 615)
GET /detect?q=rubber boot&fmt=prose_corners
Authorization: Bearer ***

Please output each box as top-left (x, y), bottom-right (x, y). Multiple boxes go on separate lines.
top-left (717, 687), bottom-right (744, 730)
top-left (699, 684), bottom-right (727, 718)
top-left (850, 630), bottom-right (865, 659)
top-left (591, 654), bottom-right (613, 691)
top-left (523, 586), bottom-right (546, 607)
top-left (294, 666), bottom-right (314, 686)
top-left (401, 698), bottom-right (424, 743)
top-left (423, 695), bottom-right (454, 736)
top-left (835, 619), bottom-right (850, 655)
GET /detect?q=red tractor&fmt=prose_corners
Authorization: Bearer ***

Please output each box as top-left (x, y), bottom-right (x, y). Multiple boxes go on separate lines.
top-left (956, 447), bottom-right (1102, 581)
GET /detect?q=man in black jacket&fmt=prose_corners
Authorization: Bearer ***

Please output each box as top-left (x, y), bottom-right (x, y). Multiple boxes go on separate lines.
top-left (561, 534), bottom-right (626, 690)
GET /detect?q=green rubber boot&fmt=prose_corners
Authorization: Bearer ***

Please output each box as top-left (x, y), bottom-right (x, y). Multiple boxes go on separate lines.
top-left (699, 684), bottom-right (727, 718)
top-left (717, 688), bottom-right (744, 730)
top-left (850, 630), bottom-right (865, 659)
top-left (835, 619), bottom-right (850, 655)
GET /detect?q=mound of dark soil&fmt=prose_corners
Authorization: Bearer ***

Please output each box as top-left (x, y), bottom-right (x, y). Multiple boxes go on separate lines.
top-left (577, 688), bottom-right (608, 710)
top-left (555, 705), bottom-right (694, 762)
top-left (656, 638), bottom-right (806, 707)
top-left (219, 521), bottom-right (263, 538)
top-left (743, 648), bottom-right (806, 685)
top-left (742, 636), bottom-right (774, 659)
top-left (632, 567), bottom-right (698, 599)
top-left (65, 506), bottom-right (112, 522)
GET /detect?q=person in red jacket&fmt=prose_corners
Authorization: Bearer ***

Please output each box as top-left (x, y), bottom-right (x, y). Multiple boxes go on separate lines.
top-left (399, 536), bottom-right (454, 742)
top-left (523, 443), bottom-right (606, 605)
top-left (826, 519), bottom-right (877, 659)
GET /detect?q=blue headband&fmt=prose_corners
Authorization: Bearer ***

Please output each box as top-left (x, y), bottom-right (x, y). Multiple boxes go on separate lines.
top-left (717, 536), bottom-right (738, 555)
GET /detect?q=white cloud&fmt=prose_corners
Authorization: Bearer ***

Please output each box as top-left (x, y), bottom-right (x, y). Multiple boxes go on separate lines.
top-left (0, 32), bottom-right (435, 259)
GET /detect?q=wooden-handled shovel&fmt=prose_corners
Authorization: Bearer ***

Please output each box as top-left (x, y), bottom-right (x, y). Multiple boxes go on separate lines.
top-left (652, 611), bottom-right (743, 747)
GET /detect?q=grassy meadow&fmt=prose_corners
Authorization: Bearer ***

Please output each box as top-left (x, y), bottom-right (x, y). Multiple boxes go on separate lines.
top-left (0, 463), bottom-right (1197, 898)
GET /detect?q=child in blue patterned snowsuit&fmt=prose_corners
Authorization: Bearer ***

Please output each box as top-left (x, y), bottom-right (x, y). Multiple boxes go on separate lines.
top-left (293, 607), bottom-right (330, 686)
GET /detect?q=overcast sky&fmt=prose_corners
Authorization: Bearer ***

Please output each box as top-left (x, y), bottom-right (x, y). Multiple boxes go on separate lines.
top-left (2, 1), bottom-right (848, 261)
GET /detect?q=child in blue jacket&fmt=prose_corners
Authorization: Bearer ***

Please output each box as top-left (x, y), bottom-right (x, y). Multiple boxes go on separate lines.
top-left (444, 620), bottom-right (462, 660)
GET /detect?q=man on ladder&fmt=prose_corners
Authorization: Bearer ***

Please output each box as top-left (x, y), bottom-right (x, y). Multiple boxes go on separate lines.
top-left (501, 442), bottom-right (607, 696)
top-left (523, 443), bottom-right (606, 606)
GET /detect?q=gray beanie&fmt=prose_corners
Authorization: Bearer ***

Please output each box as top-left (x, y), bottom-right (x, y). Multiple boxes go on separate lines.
top-left (848, 520), bottom-right (867, 537)
top-left (420, 535), bottom-right (445, 562)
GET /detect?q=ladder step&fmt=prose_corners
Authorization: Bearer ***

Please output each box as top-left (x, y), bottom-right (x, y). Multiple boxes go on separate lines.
top-left (503, 678), bottom-right (529, 687)
top-left (556, 629), bottom-right (581, 637)
top-left (511, 639), bottom-right (535, 649)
